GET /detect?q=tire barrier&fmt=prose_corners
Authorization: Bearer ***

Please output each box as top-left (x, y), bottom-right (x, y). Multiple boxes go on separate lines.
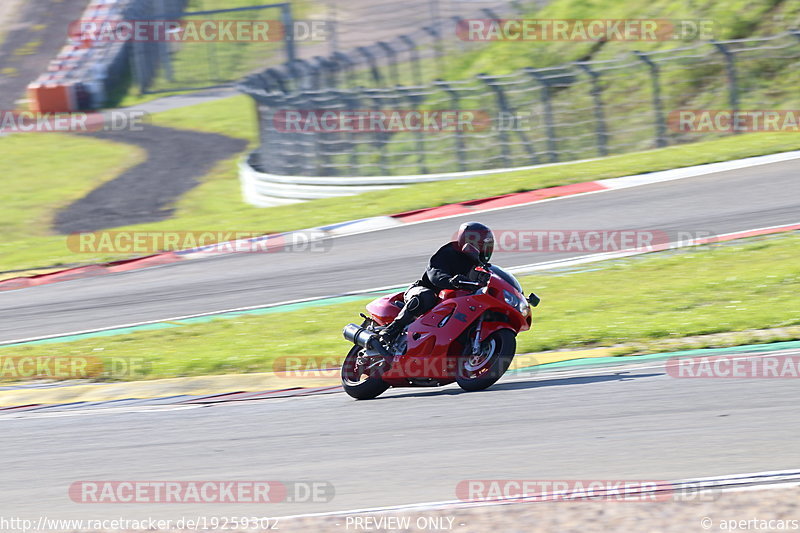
top-left (26, 0), bottom-right (186, 112)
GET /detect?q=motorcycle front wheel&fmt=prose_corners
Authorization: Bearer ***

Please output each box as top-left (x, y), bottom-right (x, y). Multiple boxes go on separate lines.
top-left (456, 329), bottom-right (516, 392)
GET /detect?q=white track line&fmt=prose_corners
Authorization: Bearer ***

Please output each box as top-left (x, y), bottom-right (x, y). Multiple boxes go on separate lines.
top-left (271, 469), bottom-right (800, 520)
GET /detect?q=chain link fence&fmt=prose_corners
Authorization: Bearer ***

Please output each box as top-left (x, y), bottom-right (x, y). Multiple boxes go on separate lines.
top-left (239, 32), bottom-right (800, 177)
top-left (129, 1), bottom-right (295, 93)
top-left (240, 0), bottom-right (531, 94)
top-left (128, 0), bottom-right (526, 94)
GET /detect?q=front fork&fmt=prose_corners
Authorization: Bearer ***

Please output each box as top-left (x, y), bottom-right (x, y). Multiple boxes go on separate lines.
top-left (470, 314), bottom-right (484, 354)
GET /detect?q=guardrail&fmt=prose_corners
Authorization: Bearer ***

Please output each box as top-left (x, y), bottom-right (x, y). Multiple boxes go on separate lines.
top-left (238, 151), bottom-right (567, 207)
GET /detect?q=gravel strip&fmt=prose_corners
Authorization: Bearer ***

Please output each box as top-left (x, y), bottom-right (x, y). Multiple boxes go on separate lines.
top-left (53, 125), bottom-right (247, 233)
top-left (267, 485), bottom-right (800, 533)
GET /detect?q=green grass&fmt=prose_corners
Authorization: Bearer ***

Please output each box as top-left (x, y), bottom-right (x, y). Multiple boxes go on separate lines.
top-left (0, 95), bottom-right (256, 275)
top-left (2, 233), bottom-right (797, 382)
top-left (0, 134), bottom-right (145, 272)
top-left (3, 101), bottom-right (800, 274)
top-left (362, 0), bottom-right (800, 86)
top-left (149, 94), bottom-right (257, 140)
top-left (439, 0), bottom-right (798, 78)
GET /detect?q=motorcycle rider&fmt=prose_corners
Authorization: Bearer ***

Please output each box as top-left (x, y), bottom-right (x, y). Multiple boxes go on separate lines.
top-left (379, 221), bottom-right (495, 345)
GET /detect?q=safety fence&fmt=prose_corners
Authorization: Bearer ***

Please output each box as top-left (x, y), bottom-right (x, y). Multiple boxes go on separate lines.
top-left (239, 32), bottom-right (800, 177)
top-left (129, 1), bottom-right (296, 94)
top-left (130, 0), bottom-right (526, 94)
top-left (26, 0), bottom-right (188, 112)
top-left (239, 0), bottom-right (530, 94)
top-left (25, 0), bottom-right (530, 109)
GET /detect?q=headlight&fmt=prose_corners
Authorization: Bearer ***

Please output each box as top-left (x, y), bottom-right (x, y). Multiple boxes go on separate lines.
top-left (503, 290), bottom-right (530, 317)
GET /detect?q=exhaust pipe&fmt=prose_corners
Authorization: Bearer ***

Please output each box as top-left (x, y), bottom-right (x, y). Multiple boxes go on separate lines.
top-left (343, 323), bottom-right (392, 360)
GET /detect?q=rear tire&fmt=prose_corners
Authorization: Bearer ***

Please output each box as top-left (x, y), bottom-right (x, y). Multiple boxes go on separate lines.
top-left (341, 344), bottom-right (390, 400)
top-left (456, 329), bottom-right (516, 392)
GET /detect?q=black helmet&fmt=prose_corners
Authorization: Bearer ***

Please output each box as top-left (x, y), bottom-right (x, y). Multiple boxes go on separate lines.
top-left (457, 221), bottom-right (494, 263)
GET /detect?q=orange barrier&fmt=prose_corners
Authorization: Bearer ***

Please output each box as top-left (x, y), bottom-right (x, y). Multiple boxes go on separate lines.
top-left (27, 79), bottom-right (77, 113)
top-left (25, 0), bottom-right (132, 112)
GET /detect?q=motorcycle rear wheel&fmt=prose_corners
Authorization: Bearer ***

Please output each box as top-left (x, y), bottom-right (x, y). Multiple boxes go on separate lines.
top-left (341, 344), bottom-right (390, 400)
top-left (456, 329), bottom-right (516, 392)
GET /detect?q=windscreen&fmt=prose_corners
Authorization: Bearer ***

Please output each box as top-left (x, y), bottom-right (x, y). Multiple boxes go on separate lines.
top-left (490, 265), bottom-right (523, 293)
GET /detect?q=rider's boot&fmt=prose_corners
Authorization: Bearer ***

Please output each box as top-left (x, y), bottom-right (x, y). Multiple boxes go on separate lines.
top-left (379, 309), bottom-right (416, 346)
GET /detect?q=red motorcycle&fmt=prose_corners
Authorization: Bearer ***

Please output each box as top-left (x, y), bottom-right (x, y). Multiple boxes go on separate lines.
top-left (341, 262), bottom-right (540, 399)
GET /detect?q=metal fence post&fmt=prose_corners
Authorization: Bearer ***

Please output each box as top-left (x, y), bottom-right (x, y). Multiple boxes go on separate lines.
top-left (633, 51), bottom-right (667, 148)
top-left (423, 26), bottom-right (443, 74)
top-left (261, 93), bottom-right (286, 174)
top-left (280, 4), bottom-right (296, 63)
top-left (265, 68), bottom-right (288, 93)
top-left (575, 62), bottom-right (609, 157)
top-left (357, 47), bottom-right (384, 86)
top-left (130, 41), bottom-right (148, 94)
top-left (399, 86), bottom-right (428, 174)
top-left (712, 41), bottom-right (740, 129)
top-left (478, 74), bottom-right (512, 167)
top-left (157, 0), bottom-right (174, 83)
top-left (327, 2), bottom-right (338, 55)
top-left (309, 90), bottom-right (334, 175)
top-left (399, 35), bottom-right (422, 86)
top-left (363, 88), bottom-right (390, 175)
top-left (480, 73), bottom-right (539, 166)
top-left (313, 56), bottom-right (333, 89)
top-left (377, 41), bottom-right (399, 86)
top-left (332, 52), bottom-right (353, 88)
top-left (427, 0), bottom-right (443, 61)
top-left (525, 68), bottom-right (558, 162)
top-left (435, 80), bottom-right (467, 172)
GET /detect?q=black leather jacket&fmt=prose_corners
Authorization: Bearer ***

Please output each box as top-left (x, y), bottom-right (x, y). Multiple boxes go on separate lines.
top-left (417, 242), bottom-right (478, 290)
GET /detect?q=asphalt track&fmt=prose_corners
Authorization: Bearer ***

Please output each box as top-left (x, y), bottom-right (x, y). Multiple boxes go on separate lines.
top-left (1, 351), bottom-right (798, 520)
top-left (0, 161), bottom-right (798, 524)
top-left (1, 159), bottom-right (798, 343)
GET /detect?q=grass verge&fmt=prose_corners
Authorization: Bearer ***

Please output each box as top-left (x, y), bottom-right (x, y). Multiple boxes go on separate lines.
top-left (2, 233), bottom-right (797, 382)
top-left (0, 134), bottom-right (145, 274)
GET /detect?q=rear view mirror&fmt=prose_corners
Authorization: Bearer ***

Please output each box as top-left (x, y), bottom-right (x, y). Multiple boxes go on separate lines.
top-left (527, 293), bottom-right (541, 307)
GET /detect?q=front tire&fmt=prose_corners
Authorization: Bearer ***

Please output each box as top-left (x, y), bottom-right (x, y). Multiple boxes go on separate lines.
top-left (456, 329), bottom-right (516, 392)
top-left (341, 344), bottom-right (390, 400)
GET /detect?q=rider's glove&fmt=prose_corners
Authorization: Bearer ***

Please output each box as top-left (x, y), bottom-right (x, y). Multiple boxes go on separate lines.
top-left (473, 269), bottom-right (491, 286)
top-left (449, 274), bottom-right (473, 290)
